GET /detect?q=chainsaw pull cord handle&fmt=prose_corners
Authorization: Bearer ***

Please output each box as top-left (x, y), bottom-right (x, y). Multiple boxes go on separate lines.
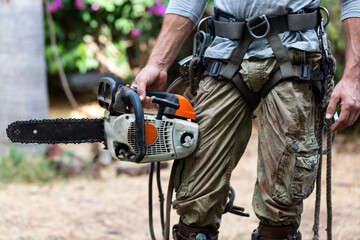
top-left (117, 86), bottom-right (146, 163)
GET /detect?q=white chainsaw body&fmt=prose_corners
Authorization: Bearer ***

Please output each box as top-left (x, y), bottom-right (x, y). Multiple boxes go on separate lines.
top-left (104, 113), bottom-right (198, 163)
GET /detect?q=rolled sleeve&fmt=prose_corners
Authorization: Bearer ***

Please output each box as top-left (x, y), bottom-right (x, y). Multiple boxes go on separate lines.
top-left (341, 0), bottom-right (360, 21)
top-left (165, 0), bottom-right (209, 24)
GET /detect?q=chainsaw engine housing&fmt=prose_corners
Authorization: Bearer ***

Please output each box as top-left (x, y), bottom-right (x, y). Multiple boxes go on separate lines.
top-left (105, 113), bottom-right (198, 163)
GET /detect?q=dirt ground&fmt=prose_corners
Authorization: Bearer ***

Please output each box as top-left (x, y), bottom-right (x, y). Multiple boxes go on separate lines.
top-left (0, 102), bottom-right (359, 240)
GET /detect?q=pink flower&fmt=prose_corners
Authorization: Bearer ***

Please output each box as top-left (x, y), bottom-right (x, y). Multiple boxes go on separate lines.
top-left (91, 3), bottom-right (100, 11)
top-left (53, 0), bottom-right (64, 8)
top-left (147, 3), bottom-right (166, 17)
top-left (74, 0), bottom-right (86, 10)
top-left (46, 0), bottom-right (64, 13)
top-left (131, 28), bottom-right (142, 38)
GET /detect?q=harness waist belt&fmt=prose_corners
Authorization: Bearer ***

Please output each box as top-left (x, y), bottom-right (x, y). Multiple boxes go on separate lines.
top-left (213, 10), bottom-right (318, 40)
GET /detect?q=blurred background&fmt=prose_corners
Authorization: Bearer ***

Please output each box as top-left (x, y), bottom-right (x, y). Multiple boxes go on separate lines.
top-left (0, 0), bottom-right (359, 240)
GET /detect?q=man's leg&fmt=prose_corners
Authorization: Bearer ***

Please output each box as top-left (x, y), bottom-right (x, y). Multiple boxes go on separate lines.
top-left (251, 51), bottom-right (322, 239)
top-left (172, 75), bottom-right (253, 238)
top-left (253, 84), bottom-right (320, 240)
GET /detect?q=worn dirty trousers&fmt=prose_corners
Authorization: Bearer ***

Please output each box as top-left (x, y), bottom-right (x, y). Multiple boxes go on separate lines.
top-left (172, 49), bottom-right (322, 231)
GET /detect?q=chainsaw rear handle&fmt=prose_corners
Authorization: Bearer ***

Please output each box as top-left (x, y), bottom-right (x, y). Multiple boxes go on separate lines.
top-left (130, 89), bottom-right (180, 120)
top-left (98, 77), bottom-right (194, 120)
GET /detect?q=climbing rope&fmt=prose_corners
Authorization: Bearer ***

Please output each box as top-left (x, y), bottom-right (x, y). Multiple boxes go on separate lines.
top-left (312, 55), bottom-right (336, 240)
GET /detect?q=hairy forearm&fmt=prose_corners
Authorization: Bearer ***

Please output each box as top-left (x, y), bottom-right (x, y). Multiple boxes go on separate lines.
top-left (147, 14), bottom-right (195, 71)
top-left (342, 18), bottom-right (360, 82)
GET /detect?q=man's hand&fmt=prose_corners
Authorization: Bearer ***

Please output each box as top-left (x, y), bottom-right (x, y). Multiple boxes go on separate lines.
top-left (131, 64), bottom-right (167, 108)
top-left (325, 17), bottom-right (360, 132)
top-left (326, 77), bottom-right (360, 132)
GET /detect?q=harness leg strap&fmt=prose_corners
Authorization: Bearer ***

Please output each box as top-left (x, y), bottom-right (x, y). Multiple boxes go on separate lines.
top-left (266, 31), bottom-right (295, 79)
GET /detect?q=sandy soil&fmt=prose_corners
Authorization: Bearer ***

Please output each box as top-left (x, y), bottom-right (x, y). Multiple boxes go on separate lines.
top-left (0, 103), bottom-right (359, 240)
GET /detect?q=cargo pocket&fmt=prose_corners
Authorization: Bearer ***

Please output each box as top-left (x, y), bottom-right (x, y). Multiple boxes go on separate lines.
top-left (291, 154), bottom-right (319, 201)
top-left (272, 133), bottom-right (319, 206)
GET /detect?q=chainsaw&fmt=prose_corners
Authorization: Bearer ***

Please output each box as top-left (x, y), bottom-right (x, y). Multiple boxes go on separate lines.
top-left (6, 77), bottom-right (199, 163)
top-left (6, 78), bottom-right (248, 240)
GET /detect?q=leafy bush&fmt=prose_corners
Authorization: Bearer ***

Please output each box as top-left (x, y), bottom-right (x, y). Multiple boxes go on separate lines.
top-left (44, 0), bottom-right (170, 81)
top-left (0, 146), bottom-right (96, 184)
top-left (0, 146), bottom-right (61, 184)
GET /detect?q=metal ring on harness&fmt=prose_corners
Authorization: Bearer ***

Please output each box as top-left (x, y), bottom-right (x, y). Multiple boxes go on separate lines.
top-left (319, 6), bottom-right (330, 27)
top-left (246, 15), bottom-right (270, 39)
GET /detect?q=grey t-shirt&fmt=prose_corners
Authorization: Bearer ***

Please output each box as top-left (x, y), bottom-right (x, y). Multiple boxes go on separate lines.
top-left (166, 0), bottom-right (360, 59)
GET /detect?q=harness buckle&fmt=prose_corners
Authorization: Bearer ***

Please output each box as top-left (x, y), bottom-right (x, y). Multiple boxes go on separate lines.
top-left (299, 64), bottom-right (311, 80)
top-left (208, 61), bottom-right (223, 77)
top-left (246, 15), bottom-right (270, 39)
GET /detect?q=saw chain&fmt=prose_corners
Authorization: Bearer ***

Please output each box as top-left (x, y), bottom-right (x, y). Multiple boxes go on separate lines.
top-left (6, 118), bottom-right (105, 144)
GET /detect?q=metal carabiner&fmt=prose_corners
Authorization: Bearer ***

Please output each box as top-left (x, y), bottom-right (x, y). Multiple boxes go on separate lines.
top-left (197, 16), bottom-right (213, 35)
top-left (193, 30), bottom-right (207, 59)
top-left (317, 18), bottom-right (330, 61)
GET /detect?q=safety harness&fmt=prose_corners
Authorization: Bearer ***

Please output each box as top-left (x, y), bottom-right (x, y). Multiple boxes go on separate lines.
top-left (203, 8), bottom-right (327, 111)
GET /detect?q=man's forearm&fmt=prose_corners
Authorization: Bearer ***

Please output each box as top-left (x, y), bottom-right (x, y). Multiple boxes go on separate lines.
top-left (342, 18), bottom-right (360, 82)
top-left (147, 13), bottom-right (195, 71)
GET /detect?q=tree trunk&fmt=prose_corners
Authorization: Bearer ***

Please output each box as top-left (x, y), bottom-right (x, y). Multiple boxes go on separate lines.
top-left (0, 0), bottom-right (49, 154)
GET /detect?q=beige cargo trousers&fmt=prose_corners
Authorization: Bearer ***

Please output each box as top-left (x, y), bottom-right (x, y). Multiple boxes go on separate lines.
top-left (172, 49), bottom-right (322, 231)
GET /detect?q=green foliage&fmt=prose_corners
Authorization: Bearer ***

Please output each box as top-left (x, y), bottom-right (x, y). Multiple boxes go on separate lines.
top-left (45, 0), bottom-right (166, 81)
top-left (0, 146), bottom-right (67, 184)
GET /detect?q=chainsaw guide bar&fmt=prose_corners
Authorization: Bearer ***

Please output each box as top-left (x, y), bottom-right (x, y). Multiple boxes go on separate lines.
top-left (6, 118), bottom-right (105, 144)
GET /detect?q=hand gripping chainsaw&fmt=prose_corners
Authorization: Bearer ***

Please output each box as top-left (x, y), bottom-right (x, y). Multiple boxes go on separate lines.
top-left (6, 77), bottom-right (199, 163)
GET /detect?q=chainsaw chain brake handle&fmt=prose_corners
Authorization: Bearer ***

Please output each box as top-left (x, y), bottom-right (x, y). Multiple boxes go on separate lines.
top-left (97, 77), bottom-right (118, 114)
